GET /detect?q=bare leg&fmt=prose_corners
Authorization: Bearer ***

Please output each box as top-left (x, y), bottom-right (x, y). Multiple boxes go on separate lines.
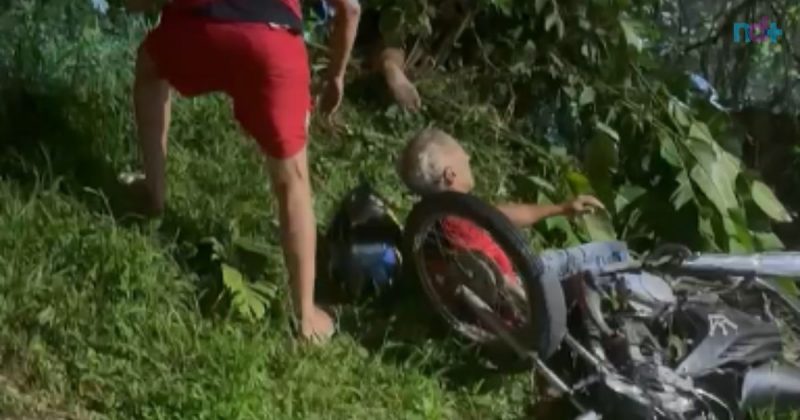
top-left (265, 146), bottom-right (333, 342)
top-left (372, 46), bottom-right (421, 111)
top-left (133, 44), bottom-right (171, 215)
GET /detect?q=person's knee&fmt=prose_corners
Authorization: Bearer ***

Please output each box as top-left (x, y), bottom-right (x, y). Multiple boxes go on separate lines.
top-left (135, 43), bottom-right (160, 82)
top-left (267, 149), bottom-right (311, 202)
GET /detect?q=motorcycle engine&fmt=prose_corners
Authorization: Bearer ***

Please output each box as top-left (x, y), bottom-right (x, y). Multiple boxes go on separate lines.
top-left (588, 271), bottom-right (710, 419)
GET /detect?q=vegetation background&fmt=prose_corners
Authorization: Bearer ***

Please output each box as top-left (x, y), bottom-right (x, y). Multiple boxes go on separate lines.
top-left (0, 0), bottom-right (798, 418)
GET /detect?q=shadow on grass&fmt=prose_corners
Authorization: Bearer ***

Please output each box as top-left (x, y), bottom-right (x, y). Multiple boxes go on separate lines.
top-left (314, 260), bottom-right (528, 395)
top-left (0, 77), bottom-right (247, 321)
top-left (345, 73), bottom-right (391, 109)
top-left (0, 79), bottom-right (148, 223)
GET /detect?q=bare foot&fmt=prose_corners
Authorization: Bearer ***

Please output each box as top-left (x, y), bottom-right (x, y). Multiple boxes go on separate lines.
top-left (383, 63), bottom-right (422, 111)
top-left (300, 306), bottom-right (335, 343)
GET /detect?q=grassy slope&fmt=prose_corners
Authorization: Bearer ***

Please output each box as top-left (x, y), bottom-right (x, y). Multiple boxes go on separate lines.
top-left (0, 10), bottom-right (534, 420)
top-left (2, 7), bottom-right (792, 420)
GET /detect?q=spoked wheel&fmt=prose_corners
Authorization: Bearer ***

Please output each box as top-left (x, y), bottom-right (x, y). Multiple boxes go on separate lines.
top-left (402, 192), bottom-right (567, 369)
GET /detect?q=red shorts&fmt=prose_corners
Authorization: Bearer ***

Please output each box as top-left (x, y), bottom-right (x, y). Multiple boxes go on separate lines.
top-left (142, 4), bottom-right (311, 159)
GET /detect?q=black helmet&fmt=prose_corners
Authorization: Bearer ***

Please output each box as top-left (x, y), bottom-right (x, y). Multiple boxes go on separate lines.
top-left (323, 181), bottom-right (404, 301)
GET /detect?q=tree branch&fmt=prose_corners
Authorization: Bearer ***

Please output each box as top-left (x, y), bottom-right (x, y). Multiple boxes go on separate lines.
top-left (682, 0), bottom-right (758, 53)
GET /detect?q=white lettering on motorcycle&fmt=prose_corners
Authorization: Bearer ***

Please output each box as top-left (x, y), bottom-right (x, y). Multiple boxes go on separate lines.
top-left (708, 314), bottom-right (738, 336)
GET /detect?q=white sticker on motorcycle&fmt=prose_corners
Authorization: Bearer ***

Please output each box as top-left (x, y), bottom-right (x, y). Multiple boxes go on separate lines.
top-left (708, 314), bottom-right (738, 336)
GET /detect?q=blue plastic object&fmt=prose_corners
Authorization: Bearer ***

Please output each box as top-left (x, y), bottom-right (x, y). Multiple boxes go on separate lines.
top-left (689, 73), bottom-right (714, 95)
top-left (687, 72), bottom-right (728, 111)
top-left (351, 242), bottom-right (399, 293)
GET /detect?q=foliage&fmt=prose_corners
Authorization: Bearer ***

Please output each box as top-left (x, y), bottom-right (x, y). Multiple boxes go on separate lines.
top-left (0, 0), bottom-right (795, 417)
top-left (656, 0), bottom-right (800, 111)
top-left (346, 0), bottom-right (794, 253)
top-left (0, 1), bottom-right (535, 418)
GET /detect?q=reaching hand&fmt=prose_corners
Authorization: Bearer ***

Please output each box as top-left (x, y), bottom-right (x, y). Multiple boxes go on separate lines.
top-left (318, 76), bottom-right (345, 120)
top-left (563, 195), bottom-right (606, 216)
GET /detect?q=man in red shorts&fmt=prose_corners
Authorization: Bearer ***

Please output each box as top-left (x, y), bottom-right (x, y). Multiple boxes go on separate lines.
top-left (125, 0), bottom-right (361, 341)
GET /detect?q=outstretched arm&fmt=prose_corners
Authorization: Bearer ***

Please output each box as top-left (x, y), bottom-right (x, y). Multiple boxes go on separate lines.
top-left (496, 195), bottom-right (605, 228)
top-left (325, 0), bottom-right (361, 82)
top-left (495, 203), bottom-right (569, 228)
top-left (317, 0), bottom-right (360, 116)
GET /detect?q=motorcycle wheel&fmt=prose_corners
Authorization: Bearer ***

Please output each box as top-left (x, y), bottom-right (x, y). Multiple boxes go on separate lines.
top-left (402, 191), bottom-right (568, 368)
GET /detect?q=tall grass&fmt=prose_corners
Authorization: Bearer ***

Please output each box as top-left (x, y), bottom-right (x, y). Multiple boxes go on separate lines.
top-left (0, 2), bottom-right (793, 419)
top-left (0, 1), bottom-right (531, 418)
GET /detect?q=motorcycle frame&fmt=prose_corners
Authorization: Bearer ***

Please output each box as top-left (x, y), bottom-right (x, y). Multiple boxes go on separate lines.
top-left (458, 249), bottom-right (800, 419)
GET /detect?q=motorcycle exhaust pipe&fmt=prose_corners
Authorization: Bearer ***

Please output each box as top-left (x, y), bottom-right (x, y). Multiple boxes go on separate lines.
top-left (678, 252), bottom-right (800, 278)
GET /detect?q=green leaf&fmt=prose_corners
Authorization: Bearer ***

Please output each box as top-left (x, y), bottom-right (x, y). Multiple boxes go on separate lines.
top-left (584, 135), bottom-right (618, 183)
top-left (580, 212), bottom-right (617, 241)
top-left (36, 306), bottom-right (55, 326)
top-left (233, 237), bottom-right (271, 256)
top-left (771, 278), bottom-right (800, 297)
top-left (688, 121), bottom-right (714, 144)
top-left (614, 184), bottom-right (646, 213)
top-left (546, 215), bottom-right (581, 246)
top-left (222, 263), bottom-right (246, 291)
top-left (619, 16), bottom-right (643, 51)
top-left (221, 264), bottom-right (267, 321)
top-left (579, 86), bottom-right (596, 106)
top-left (231, 288), bottom-right (266, 321)
top-left (566, 171), bottom-right (593, 195)
top-left (698, 215), bottom-right (718, 250)
top-left (545, 9), bottom-right (562, 37)
top-left (751, 180), bottom-right (793, 222)
top-left (725, 210), bottom-right (754, 252)
top-left (670, 170), bottom-right (694, 210)
top-left (538, 191), bottom-right (581, 246)
top-left (658, 133), bottom-right (682, 167)
top-left (595, 121), bottom-right (620, 141)
top-left (668, 99), bottom-right (690, 128)
top-left (689, 163), bottom-right (738, 216)
top-left (753, 231), bottom-right (784, 251)
top-left (527, 175), bottom-right (557, 194)
top-left (250, 281), bottom-right (277, 297)
top-left (685, 125), bottom-right (739, 215)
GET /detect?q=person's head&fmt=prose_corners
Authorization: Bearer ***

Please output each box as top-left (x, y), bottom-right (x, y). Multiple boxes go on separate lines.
top-left (396, 127), bottom-right (474, 195)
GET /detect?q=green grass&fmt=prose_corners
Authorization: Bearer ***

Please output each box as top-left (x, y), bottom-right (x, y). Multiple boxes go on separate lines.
top-left (0, 4), bottom-right (795, 420)
top-left (0, 6), bottom-right (537, 419)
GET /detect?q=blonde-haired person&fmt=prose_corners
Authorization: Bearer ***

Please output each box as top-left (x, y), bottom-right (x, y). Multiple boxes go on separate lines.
top-left (397, 127), bottom-right (605, 280)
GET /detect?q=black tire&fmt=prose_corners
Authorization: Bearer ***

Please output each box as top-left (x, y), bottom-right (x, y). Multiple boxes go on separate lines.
top-left (402, 191), bottom-right (568, 362)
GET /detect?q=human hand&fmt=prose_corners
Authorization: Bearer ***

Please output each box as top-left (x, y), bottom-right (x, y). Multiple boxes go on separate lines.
top-left (562, 195), bottom-right (606, 216)
top-left (318, 76), bottom-right (345, 120)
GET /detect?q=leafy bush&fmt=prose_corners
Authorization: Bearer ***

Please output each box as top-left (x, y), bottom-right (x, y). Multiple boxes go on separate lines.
top-left (348, 0), bottom-right (794, 253)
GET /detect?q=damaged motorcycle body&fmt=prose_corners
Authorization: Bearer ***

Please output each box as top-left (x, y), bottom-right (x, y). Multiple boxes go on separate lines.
top-left (472, 243), bottom-right (800, 420)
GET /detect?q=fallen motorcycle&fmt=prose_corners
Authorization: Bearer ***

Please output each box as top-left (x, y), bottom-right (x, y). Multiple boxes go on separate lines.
top-left (402, 191), bottom-right (800, 420)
